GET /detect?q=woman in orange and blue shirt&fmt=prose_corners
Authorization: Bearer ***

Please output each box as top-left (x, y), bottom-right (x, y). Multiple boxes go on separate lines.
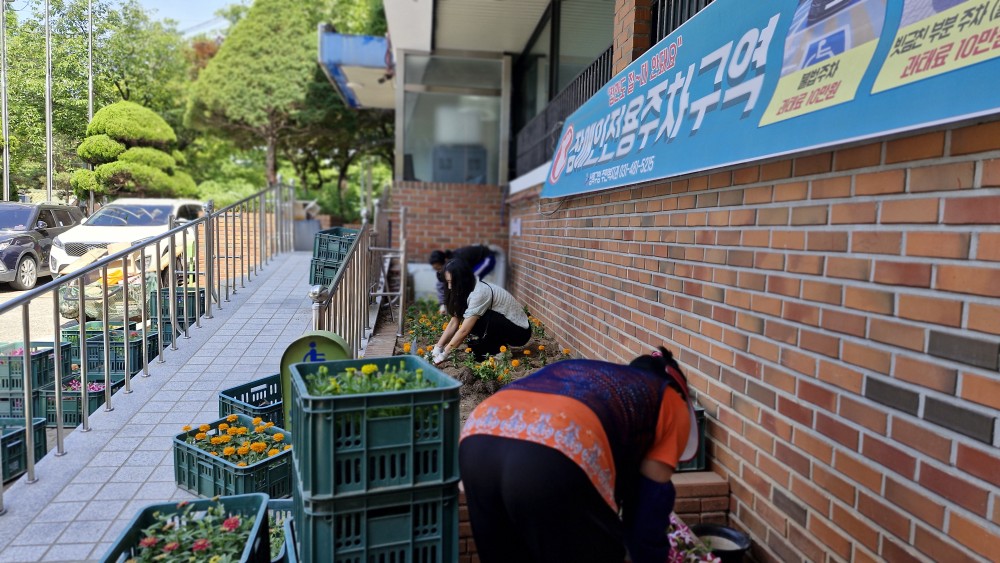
top-left (459, 347), bottom-right (699, 563)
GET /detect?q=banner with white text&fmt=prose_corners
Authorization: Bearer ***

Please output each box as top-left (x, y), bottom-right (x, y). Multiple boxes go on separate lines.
top-left (542, 0), bottom-right (1000, 198)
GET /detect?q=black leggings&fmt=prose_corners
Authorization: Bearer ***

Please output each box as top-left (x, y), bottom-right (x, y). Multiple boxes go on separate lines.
top-left (468, 310), bottom-right (531, 359)
top-left (459, 435), bottom-right (625, 563)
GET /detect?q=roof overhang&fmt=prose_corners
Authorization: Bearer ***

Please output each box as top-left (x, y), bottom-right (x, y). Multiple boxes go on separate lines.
top-left (384, 0), bottom-right (548, 55)
top-left (318, 27), bottom-right (395, 110)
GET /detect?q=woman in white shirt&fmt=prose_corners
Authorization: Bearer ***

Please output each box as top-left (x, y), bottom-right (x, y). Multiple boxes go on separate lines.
top-left (432, 259), bottom-right (531, 363)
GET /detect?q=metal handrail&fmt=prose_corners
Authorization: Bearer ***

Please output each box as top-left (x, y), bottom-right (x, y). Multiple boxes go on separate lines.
top-left (0, 182), bottom-right (293, 514)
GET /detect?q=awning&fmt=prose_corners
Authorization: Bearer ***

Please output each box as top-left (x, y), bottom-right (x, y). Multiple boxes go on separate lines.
top-left (318, 29), bottom-right (395, 110)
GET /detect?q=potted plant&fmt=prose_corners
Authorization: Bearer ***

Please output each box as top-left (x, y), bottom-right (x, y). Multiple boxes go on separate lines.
top-left (173, 413), bottom-right (292, 498)
top-left (689, 523), bottom-right (752, 563)
top-left (101, 493), bottom-right (270, 563)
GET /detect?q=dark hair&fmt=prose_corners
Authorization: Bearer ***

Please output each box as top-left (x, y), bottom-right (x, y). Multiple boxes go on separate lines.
top-left (429, 249), bottom-right (452, 266)
top-left (629, 346), bottom-right (687, 387)
top-left (443, 259), bottom-right (477, 317)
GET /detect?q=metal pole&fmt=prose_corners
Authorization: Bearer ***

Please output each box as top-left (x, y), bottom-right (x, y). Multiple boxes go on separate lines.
top-left (20, 304), bottom-right (36, 483)
top-left (88, 0), bottom-right (94, 213)
top-left (101, 265), bottom-right (113, 411)
top-left (168, 219), bottom-right (178, 350)
top-left (1, 0), bottom-right (10, 202)
top-left (140, 246), bottom-right (150, 376)
top-left (122, 259), bottom-right (132, 392)
top-left (204, 201), bottom-right (215, 319)
top-left (155, 240), bottom-right (165, 362)
top-left (51, 290), bottom-right (65, 455)
top-left (78, 277), bottom-right (90, 431)
top-left (44, 0), bottom-right (53, 201)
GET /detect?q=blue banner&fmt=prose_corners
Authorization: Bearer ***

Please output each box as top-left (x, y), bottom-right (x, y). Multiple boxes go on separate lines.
top-left (542, 0), bottom-right (1000, 198)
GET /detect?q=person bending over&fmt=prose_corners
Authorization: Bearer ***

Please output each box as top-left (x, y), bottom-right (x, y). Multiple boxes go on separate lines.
top-left (429, 245), bottom-right (496, 314)
top-left (459, 347), bottom-right (699, 563)
top-left (431, 259), bottom-right (529, 363)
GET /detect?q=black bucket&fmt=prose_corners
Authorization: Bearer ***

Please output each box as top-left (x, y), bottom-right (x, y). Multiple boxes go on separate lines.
top-left (689, 523), bottom-right (751, 563)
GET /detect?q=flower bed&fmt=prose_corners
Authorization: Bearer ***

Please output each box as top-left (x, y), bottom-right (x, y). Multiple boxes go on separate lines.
top-left (101, 493), bottom-right (270, 563)
top-left (173, 413), bottom-right (293, 499)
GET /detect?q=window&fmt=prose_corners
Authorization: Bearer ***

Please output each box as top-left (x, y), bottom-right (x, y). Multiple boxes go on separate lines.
top-left (53, 209), bottom-right (75, 227)
top-left (36, 210), bottom-right (57, 229)
top-left (178, 205), bottom-right (201, 221)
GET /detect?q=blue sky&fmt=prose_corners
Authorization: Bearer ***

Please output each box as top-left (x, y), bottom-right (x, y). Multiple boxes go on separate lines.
top-left (136, 0), bottom-right (247, 36)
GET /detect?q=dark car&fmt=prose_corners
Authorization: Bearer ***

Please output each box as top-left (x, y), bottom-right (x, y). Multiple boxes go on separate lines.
top-left (0, 201), bottom-right (86, 290)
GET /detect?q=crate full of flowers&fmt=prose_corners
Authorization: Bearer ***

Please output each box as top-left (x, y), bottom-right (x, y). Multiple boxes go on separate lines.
top-left (289, 356), bottom-right (461, 500)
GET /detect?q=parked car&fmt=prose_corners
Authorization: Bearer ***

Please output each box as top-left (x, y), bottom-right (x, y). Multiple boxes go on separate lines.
top-left (0, 201), bottom-right (86, 290)
top-left (50, 197), bottom-right (204, 282)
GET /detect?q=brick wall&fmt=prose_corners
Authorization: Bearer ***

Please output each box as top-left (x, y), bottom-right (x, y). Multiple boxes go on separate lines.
top-left (392, 181), bottom-right (509, 265)
top-left (504, 119), bottom-right (1000, 562)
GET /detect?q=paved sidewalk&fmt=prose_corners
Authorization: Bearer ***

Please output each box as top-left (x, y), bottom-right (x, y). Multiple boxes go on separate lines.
top-left (0, 251), bottom-right (316, 563)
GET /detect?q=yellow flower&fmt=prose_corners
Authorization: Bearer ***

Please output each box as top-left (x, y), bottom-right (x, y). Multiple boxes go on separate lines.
top-left (227, 427), bottom-right (239, 436)
top-left (489, 357), bottom-right (496, 367)
top-left (210, 556), bottom-right (221, 563)
top-left (361, 364), bottom-right (378, 375)
top-left (236, 461), bottom-right (247, 467)
top-left (499, 346), bottom-right (507, 353)
top-left (195, 433), bottom-right (207, 441)
top-left (504, 368), bottom-right (510, 375)
top-left (252, 417), bottom-right (262, 426)
top-left (511, 359), bottom-right (520, 368)
top-left (408, 329), bottom-right (414, 335)
top-left (226, 414), bottom-right (238, 423)
top-left (417, 348), bottom-right (425, 355)
top-left (210, 437), bottom-right (221, 445)
top-left (563, 348), bottom-right (571, 355)
top-left (250, 442), bottom-right (267, 453)
top-left (284, 444), bottom-right (292, 450)
top-left (223, 446), bottom-right (236, 456)
top-left (209, 451), bottom-right (218, 456)
top-left (255, 426), bottom-right (267, 433)
top-left (465, 347), bottom-right (472, 353)
top-left (265, 422), bottom-right (275, 428)
top-left (217, 434), bottom-right (232, 444)
top-left (538, 345), bottom-right (545, 351)
top-left (403, 343), bottom-right (412, 353)
top-left (218, 423), bottom-right (229, 432)
top-left (198, 424), bottom-right (210, 432)
top-left (273, 433), bottom-right (284, 442)
top-left (182, 425), bottom-right (192, 432)
top-left (267, 449), bottom-right (280, 457)
top-left (237, 446), bottom-right (250, 455)
top-left (237, 427), bottom-right (248, 435)
top-left (523, 349), bottom-right (531, 356)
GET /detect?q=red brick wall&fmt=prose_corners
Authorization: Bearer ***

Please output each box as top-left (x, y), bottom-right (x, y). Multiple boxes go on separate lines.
top-left (392, 181), bottom-right (509, 265)
top-left (505, 119), bottom-right (1000, 562)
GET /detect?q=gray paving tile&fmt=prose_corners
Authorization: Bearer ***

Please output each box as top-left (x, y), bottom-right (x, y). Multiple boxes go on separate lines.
top-left (90, 543), bottom-right (113, 561)
top-left (137, 436), bottom-right (172, 451)
top-left (111, 464), bottom-right (155, 483)
top-left (86, 450), bottom-right (130, 467)
top-left (41, 542), bottom-right (96, 562)
top-left (55, 519), bottom-right (110, 544)
top-left (10, 522), bottom-right (70, 545)
top-left (132, 481), bottom-right (180, 500)
top-left (34, 501), bottom-right (87, 523)
top-left (147, 465), bottom-right (175, 482)
top-left (53, 485), bottom-right (99, 503)
top-left (100, 520), bottom-right (130, 543)
top-left (94, 482), bottom-right (141, 501)
top-left (125, 450), bottom-right (168, 466)
top-left (0, 545), bottom-right (48, 562)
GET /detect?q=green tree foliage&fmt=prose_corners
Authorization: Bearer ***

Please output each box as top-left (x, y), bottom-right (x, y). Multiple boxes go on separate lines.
top-left (76, 134), bottom-right (126, 164)
top-left (75, 101), bottom-right (189, 197)
top-left (186, 0), bottom-right (317, 185)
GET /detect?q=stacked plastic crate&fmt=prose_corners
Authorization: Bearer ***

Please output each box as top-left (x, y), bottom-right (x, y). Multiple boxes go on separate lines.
top-left (288, 356), bottom-right (462, 562)
top-left (149, 286), bottom-right (205, 347)
top-left (309, 227), bottom-right (358, 286)
top-left (0, 341), bottom-right (69, 420)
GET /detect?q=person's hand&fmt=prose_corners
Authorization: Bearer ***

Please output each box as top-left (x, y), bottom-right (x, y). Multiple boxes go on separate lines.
top-left (432, 345), bottom-right (443, 357)
top-left (433, 351), bottom-right (446, 365)
top-left (438, 304), bottom-right (447, 315)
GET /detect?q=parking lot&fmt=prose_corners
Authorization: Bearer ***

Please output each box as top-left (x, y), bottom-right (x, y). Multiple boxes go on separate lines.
top-left (0, 281), bottom-right (59, 343)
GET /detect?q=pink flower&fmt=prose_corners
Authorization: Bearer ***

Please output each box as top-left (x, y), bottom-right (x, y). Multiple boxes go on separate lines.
top-left (191, 538), bottom-right (211, 551)
top-left (222, 516), bottom-right (240, 532)
top-left (138, 537), bottom-right (158, 548)
top-left (163, 542), bottom-right (179, 552)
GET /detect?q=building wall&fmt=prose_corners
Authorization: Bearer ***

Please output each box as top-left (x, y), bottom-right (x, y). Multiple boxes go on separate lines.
top-left (392, 181), bottom-right (509, 265)
top-left (505, 119), bottom-right (1000, 562)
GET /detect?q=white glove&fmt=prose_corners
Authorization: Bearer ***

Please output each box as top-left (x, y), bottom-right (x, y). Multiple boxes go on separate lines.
top-left (433, 351), bottom-right (446, 365)
top-left (438, 305), bottom-right (447, 315)
top-left (432, 345), bottom-right (443, 357)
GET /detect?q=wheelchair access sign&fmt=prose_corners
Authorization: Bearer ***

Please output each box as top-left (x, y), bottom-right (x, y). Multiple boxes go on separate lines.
top-left (279, 330), bottom-right (350, 430)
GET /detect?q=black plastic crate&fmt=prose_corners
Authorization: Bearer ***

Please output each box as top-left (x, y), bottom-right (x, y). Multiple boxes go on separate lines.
top-left (219, 374), bottom-right (284, 428)
top-left (308, 258), bottom-right (342, 286)
top-left (0, 416), bottom-right (47, 482)
top-left (313, 227), bottom-right (358, 261)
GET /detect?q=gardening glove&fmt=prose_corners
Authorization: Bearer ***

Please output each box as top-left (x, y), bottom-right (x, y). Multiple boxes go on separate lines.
top-left (438, 304), bottom-right (447, 315)
top-left (432, 345), bottom-right (443, 357)
top-left (433, 351), bottom-right (447, 365)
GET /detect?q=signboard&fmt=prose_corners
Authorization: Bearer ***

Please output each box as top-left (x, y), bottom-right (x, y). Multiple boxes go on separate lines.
top-left (279, 330), bottom-right (350, 430)
top-left (543, 0), bottom-right (1000, 198)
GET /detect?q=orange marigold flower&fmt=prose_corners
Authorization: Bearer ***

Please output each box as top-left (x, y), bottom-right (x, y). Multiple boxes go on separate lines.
top-left (237, 446), bottom-right (250, 456)
top-left (226, 414), bottom-right (238, 423)
top-left (403, 343), bottom-right (412, 353)
top-left (209, 451), bottom-right (218, 456)
top-left (563, 348), bottom-right (571, 355)
top-left (237, 461), bottom-right (247, 467)
top-left (194, 432), bottom-right (207, 441)
top-left (267, 449), bottom-right (280, 457)
top-left (254, 426), bottom-right (267, 433)
top-left (273, 433), bottom-right (284, 442)
top-left (499, 346), bottom-right (507, 353)
top-left (250, 442), bottom-right (267, 453)
top-left (511, 359), bottom-right (520, 368)
top-left (523, 349), bottom-right (531, 355)
top-left (252, 417), bottom-right (263, 425)
top-left (223, 446), bottom-right (236, 456)
top-left (442, 323), bottom-right (449, 330)
top-left (218, 423), bottom-right (229, 431)
top-left (210, 436), bottom-right (221, 445)
top-left (417, 348), bottom-right (425, 355)
top-left (265, 422), bottom-right (275, 428)
top-left (538, 345), bottom-right (545, 351)
top-left (181, 425), bottom-right (192, 432)
top-left (198, 424), bottom-right (210, 432)
top-left (465, 347), bottom-right (472, 353)
top-left (227, 427), bottom-right (239, 435)
top-left (284, 444), bottom-right (292, 450)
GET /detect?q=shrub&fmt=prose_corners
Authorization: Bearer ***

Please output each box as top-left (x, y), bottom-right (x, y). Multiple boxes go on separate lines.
top-left (118, 147), bottom-right (176, 171)
top-left (77, 134), bottom-right (126, 164)
top-left (95, 161), bottom-right (176, 197)
top-left (70, 169), bottom-right (100, 195)
top-left (86, 100), bottom-right (176, 146)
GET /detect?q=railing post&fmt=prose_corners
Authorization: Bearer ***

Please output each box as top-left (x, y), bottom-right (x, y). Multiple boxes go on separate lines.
top-left (140, 243), bottom-right (151, 376)
top-left (20, 302), bottom-right (36, 483)
top-left (79, 276), bottom-right (92, 429)
top-left (168, 216), bottom-right (178, 350)
top-left (51, 289), bottom-right (65, 455)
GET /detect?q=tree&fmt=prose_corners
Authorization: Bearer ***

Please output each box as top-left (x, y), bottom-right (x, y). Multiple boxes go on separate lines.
top-left (72, 101), bottom-right (194, 198)
top-left (186, 0), bottom-right (318, 185)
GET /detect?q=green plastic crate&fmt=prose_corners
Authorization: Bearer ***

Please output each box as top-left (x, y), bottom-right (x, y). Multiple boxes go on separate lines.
top-left (313, 227), bottom-right (358, 261)
top-left (220, 374), bottom-right (284, 428)
top-left (150, 287), bottom-right (206, 323)
top-left (289, 356), bottom-right (461, 500)
top-left (61, 321), bottom-right (135, 364)
top-left (173, 413), bottom-right (292, 499)
top-left (0, 416), bottom-right (47, 482)
top-left (40, 373), bottom-right (127, 428)
top-left (0, 392), bottom-right (45, 420)
top-left (268, 499), bottom-right (294, 563)
top-left (292, 481), bottom-right (458, 563)
top-left (308, 258), bottom-right (342, 286)
top-left (0, 341), bottom-right (69, 392)
top-left (283, 515), bottom-right (298, 563)
top-left (677, 406), bottom-right (707, 472)
top-left (85, 331), bottom-right (157, 376)
top-left (101, 493), bottom-right (271, 563)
